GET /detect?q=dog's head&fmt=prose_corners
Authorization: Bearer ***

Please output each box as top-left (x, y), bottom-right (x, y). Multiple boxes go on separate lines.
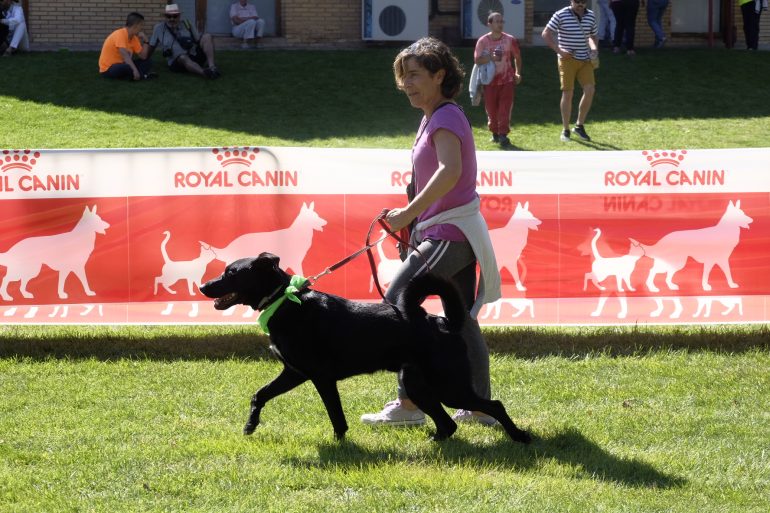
top-left (200, 252), bottom-right (290, 311)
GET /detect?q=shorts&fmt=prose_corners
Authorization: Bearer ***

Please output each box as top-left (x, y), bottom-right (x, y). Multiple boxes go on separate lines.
top-left (558, 56), bottom-right (595, 91)
top-left (169, 46), bottom-right (206, 72)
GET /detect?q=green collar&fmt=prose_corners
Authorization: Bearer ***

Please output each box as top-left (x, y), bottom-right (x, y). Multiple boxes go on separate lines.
top-left (257, 275), bottom-right (308, 335)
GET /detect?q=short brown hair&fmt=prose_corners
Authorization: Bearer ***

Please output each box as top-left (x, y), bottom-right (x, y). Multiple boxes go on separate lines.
top-left (487, 11), bottom-right (502, 24)
top-left (393, 37), bottom-right (465, 100)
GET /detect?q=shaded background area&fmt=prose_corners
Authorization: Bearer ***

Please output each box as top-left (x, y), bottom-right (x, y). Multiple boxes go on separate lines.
top-left (1, 47), bottom-right (769, 150)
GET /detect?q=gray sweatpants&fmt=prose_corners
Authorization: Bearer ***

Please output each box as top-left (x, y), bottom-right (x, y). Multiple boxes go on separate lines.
top-left (386, 238), bottom-right (491, 400)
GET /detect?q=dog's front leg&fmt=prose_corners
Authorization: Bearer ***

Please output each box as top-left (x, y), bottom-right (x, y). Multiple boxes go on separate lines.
top-left (245, 366), bottom-right (307, 435)
top-left (311, 379), bottom-right (348, 440)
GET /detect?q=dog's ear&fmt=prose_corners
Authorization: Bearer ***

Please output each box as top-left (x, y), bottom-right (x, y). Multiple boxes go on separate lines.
top-left (256, 252), bottom-right (280, 268)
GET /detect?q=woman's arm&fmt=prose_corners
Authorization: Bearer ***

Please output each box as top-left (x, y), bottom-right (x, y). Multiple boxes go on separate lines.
top-left (386, 128), bottom-right (462, 231)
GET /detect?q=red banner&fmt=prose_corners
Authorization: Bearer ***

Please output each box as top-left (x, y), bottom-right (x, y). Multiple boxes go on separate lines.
top-left (1, 146), bottom-right (768, 325)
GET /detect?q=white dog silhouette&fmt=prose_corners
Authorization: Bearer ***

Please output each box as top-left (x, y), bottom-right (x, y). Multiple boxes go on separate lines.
top-left (489, 201), bottom-right (541, 292)
top-left (0, 205), bottom-right (109, 301)
top-left (204, 202), bottom-right (327, 276)
top-left (642, 200), bottom-right (752, 292)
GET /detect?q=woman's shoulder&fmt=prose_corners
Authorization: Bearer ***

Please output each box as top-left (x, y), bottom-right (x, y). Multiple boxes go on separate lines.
top-left (429, 104), bottom-right (469, 133)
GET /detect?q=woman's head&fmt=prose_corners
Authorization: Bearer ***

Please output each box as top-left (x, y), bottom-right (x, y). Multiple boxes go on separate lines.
top-left (393, 37), bottom-right (465, 100)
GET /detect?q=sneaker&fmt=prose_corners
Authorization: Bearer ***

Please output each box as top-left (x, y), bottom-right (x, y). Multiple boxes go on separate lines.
top-left (654, 37), bottom-right (667, 49)
top-left (204, 66), bottom-right (221, 79)
top-left (360, 400), bottom-right (426, 426)
top-left (498, 135), bottom-right (512, 148)
top-left (572, 125), bottom-right (591, 141)
top-left (560, 129), bottom-right (570, 142)
top-left (240, 42), bottom-right (250, 49)
top-left (452, 409), bottom-right (499, 426)
top-left (490, 133), bottom-right (500, 143)
top-left (143, 72), bottom-right (158, 80)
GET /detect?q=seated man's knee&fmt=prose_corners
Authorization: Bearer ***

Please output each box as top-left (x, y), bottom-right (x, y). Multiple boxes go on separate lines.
top-left (175, 54), bottom-right (191, 66)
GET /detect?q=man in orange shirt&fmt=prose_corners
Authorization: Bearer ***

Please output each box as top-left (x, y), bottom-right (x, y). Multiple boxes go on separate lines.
top-left (98, 12), bottom-right (155, 80)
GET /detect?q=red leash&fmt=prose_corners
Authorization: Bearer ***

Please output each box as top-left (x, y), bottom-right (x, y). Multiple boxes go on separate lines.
top-left (308, 209), bottom-right (429, 301)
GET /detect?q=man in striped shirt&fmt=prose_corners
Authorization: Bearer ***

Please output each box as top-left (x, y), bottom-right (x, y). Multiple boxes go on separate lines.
top-left (542, 0), bottom-right (599, 142)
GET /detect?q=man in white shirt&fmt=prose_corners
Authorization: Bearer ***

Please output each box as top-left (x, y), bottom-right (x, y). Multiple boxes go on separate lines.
top-left (0, 0), bottom-right (28, 57)
top-left (230, 0), bottom-right (265, 49)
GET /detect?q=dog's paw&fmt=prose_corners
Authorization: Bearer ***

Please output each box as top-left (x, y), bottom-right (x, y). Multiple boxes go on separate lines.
top-left (512, 429), bottom-right (532, 444)
top-left (431, 431), bottom-right (453, 442)
top-left (243, 423), bottom-right (258, 435)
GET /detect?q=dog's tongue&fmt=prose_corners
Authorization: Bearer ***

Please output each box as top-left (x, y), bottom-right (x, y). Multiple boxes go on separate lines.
top-left (214, 292), bottom-right (238, 310)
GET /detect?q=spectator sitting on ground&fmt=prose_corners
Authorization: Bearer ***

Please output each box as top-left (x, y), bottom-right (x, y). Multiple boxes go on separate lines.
top-left (0, 0), bottom-right (29, 57)
top-left (230, 0), bottom-right (265, 49)
top-left (148, 3), bottom-right (220, 79)
top-left (98, 12), bottom-right (155, 80)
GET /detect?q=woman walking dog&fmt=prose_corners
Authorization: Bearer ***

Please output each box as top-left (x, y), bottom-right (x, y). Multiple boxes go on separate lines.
top-left (361, 37), bottom-right (502, 428)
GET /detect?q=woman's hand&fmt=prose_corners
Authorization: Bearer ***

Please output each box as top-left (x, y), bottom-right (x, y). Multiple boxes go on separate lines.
top-left (384, 207), bottom-right (414, 232)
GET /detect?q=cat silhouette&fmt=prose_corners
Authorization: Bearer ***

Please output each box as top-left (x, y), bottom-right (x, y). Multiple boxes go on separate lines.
top-left (154, 231), bottom-right (216, 296)
top-left (480, 297), bottom-right (534, 320)
top-left (583, 228), bottom-right (644, 292)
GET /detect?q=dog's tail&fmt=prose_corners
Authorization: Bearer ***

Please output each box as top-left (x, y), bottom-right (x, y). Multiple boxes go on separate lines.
top-left (401, 274), bottom-right (466, 333)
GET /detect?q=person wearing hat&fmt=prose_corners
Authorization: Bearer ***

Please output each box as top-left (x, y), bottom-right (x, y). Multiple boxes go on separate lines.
top-left (98, 12), bottom-right (155, 80)
top-left (147, 3), bottom-right (220, 79)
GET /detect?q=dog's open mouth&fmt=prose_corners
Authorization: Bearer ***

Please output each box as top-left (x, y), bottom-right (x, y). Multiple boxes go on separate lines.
top-left (213, 292), bottom-right (240, 311)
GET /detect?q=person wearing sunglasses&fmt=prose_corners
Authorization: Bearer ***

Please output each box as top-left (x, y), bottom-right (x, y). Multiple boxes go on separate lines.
top-left (542, 0), bottom-right (598, 143)
top-left (147, 3), bottom-right (220, 79)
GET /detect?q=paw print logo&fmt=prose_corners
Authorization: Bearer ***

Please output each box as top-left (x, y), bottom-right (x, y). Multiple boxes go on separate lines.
top-left (642, 150), bottom-right (687, 168)
top-left (212, 147), bottom-right (261, 168)
top-left (1, 150), bottom-right (41, 172)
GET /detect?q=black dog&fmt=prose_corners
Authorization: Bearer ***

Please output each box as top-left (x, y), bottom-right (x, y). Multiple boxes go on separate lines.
top-left (200, 252), bottom-right (530, 443)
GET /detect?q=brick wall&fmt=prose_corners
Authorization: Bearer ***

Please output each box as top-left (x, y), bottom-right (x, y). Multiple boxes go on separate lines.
top-left (27, 1), bottom-right (167, 45)
top-left (21, 0), bottom-right (770, 49)
top-left (283, 0), bottom-right (360, 44)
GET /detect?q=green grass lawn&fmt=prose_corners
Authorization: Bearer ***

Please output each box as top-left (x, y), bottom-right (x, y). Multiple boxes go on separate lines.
top-left (2, 348), bottom-right (769, 512)
top-left (2, 47), bottom-right (770, 512)
top-left (1, 47), bottom-right (769, 150)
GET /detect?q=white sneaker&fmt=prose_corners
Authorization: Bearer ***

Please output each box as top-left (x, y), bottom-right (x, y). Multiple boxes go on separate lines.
top-left (360, 400), bottom-right (426, 426)
top-left (452, 409), bottom-right (498, 426)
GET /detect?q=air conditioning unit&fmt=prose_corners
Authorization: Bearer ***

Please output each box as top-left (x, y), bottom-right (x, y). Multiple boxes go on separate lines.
top-left (362, 0), bottom-right (429, 41)
top-left (461, 0), bottom-right (525, 40)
